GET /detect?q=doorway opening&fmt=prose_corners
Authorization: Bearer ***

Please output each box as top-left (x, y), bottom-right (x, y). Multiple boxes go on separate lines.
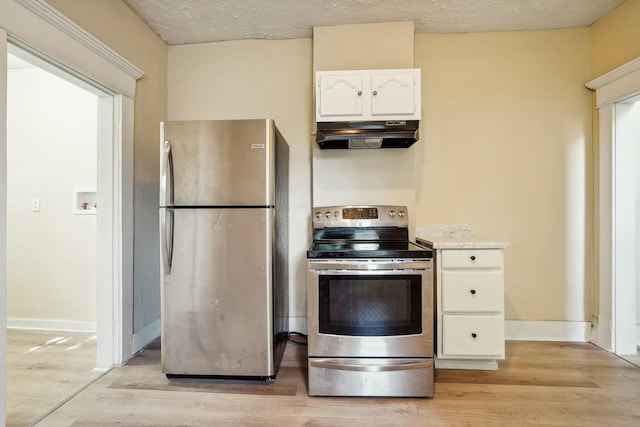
top-left (2, 35), bottom-right (131, 369)
top-left (612, 95), bottom-right (640, 364)
top-left (1, 3), bottom-right (141, 421)
top-left (5, 46), bottom-right (103, 425)
top-left (7, 50), bottom-right (98, 333)
top-left (588, 60), bottom-right (640, 363)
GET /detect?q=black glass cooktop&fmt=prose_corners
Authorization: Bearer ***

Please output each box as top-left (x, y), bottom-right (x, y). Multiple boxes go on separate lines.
top-left (307, 240), bottom-right (433, 259)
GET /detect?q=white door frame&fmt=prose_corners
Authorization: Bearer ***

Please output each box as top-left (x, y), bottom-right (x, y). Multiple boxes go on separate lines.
top-left (1, 0), bottom-right (143, 420)
top-left (587, 57), bottom-right (640, 354)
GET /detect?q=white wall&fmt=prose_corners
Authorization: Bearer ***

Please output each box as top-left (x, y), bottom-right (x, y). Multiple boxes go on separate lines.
top-left (7, 63), bottom-right (97, 328)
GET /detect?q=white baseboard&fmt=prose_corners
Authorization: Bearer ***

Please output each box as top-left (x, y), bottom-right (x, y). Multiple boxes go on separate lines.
top-left (7, 317), bottom-right (96, 332)
top-left (435, 358), bottom-right (498, 370)
top-left (288, 318), bottom-right (592, 342)
top-left (289, 315), bottom-right (308, 336)
top-left (132, 318), bottom-right (161, 354)
top-left (505, 320), bottom-right (591, 342)
top-left (127, 318), bottom-right (598, 350)
top-left (121, 317), bottom-right (633, 356)
top-left (129, 316), bottom-right (307, 355)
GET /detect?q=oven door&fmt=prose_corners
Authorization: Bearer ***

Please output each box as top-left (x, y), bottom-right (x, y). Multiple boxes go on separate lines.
top-left (307, 259), bottom-right (433, 358)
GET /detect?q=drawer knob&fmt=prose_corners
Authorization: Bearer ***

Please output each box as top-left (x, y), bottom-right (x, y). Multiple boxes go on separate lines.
top-left (470, 289), bottom-right (476, 295)
top-left (471, 333), bottom-right (477, 339)
top-left (470, 255), bottom-right (476, 261)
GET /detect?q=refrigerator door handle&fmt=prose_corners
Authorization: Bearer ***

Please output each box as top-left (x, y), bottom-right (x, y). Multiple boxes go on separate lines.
top-left (160, 209), bottom-right (174, 273)
top-left (160, 140), bottom-right (174, 206)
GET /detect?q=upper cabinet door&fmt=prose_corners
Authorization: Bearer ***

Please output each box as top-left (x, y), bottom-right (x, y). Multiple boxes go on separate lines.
top-left (160, 119), bottom-right (274, 207)
top-left (369, 70), bottom-right (420, 118)
top-left (316, 73), bottom-right (364, 119)
top-left (316, 68), bottom-right (421, 122)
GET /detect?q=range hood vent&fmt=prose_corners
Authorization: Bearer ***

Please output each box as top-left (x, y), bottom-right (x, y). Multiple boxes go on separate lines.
top-left (315, 120), bottom-right (419, 149)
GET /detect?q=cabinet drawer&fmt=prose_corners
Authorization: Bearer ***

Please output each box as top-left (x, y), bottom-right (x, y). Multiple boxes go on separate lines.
top-left (441, 271), bottom-right (503, 313)
top-left (442, 315), bottom-right (504, 358)
top-left (441, 249), bottom-right (503, 269)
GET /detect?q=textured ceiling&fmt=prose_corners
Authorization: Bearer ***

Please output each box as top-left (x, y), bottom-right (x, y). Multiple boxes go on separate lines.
top-left (123, 0), bottom-right (624, 45)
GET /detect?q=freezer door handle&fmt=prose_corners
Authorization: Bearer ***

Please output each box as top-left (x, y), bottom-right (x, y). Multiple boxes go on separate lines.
top-left (160, 140), bottom-right (174, 206)
top-left (160, 209), bottom-right (174, 273)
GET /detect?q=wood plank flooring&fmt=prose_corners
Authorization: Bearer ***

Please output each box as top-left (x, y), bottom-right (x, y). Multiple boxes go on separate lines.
top-left (619, 347), bottom-right (640, 367)
top-left (34, 340), bottom-right (640, 426)
top-left (6, 329), bottom-right (100, 427)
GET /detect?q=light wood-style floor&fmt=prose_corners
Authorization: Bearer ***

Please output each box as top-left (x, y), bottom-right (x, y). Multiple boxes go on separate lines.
top-left (32, 339), bottom-right (640, 426)
top-left (6, 329), bottom-right (100, 427)
top-left (619, 347), bottom-right (640, 367)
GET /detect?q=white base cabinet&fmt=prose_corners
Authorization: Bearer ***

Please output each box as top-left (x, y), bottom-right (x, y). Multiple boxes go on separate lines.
top-left (435, 248), bottom-right (506, 370)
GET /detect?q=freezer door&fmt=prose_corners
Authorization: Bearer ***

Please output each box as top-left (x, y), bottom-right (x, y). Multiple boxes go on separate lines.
top-left (160, 119), bottom-right (275, 207)
top-left (161, 208), bottom-right (275, 376)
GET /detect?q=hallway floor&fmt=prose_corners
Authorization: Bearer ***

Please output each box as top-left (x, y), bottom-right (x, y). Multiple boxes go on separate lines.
top-left (619, 346), bottom-right (640, 367)
top-left (6, 329), bottom-right (100, 426)
top-left (28, 339), bottom-right (640, 426)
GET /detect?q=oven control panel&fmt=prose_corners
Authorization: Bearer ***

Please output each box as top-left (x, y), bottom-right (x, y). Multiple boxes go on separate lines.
top-left (312, 205), bottom-right (408, 228)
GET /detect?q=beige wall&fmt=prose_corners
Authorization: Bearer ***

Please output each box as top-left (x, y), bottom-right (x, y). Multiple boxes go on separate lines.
top-left (313, 21), bottom-right (414, 71)
top-left (590, 0), bottom-right (640, 79)
top-left (167, 39), bottom-right (313, 328)
top-left (415, 29), bottom-right (593, 322)
top-left (37, 1), bottom-right (640, 331)
top-left (589, 0), bottom-right (640, 333)
top-left (46, 0), bottom-right (168, 332)
top-left (313, 22), bottom-right (597, 323)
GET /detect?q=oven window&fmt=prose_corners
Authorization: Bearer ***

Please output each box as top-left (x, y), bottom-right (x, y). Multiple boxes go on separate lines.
top-left (318, 275), bottom-right (422, 336)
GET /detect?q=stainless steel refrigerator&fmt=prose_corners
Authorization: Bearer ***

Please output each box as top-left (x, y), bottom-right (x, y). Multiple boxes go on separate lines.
top-left (159, 119), bottom-right (289, 380)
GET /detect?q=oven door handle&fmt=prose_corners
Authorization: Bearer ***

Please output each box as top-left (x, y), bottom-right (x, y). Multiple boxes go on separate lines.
top-left (308, 261), bottom-right (431, 271)
top-left (309, 359), bottom-right (432, 372)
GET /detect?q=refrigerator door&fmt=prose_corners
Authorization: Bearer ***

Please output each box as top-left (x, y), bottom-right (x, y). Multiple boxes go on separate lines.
top-left (160, 119), bottom-right (275, 207)
top-left (161, 207), bottom-right (275, 377)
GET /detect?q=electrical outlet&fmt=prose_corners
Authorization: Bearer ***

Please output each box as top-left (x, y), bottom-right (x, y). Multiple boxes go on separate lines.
top-left (32, 198), bottom-right (40, 212)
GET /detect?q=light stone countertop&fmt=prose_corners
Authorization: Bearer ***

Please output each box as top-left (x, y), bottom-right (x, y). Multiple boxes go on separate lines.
top-left (415, 225), bottom-right (510, 249)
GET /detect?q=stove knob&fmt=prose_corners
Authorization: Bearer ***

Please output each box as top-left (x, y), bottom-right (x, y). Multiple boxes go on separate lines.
top-left (389, 210), bottom-right (396, 218)
top-left (333, 211), bottom-right (339, 218)
top-left (315, 211), bottom-right (322, 220)
top-left (398, 210), bottom-right (406, 218)
top-left (324, 211), bottom-right (332, 219)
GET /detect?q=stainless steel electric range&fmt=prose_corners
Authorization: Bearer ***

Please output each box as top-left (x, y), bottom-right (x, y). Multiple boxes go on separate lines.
top-left (306, 205), bottom-right (434, 397)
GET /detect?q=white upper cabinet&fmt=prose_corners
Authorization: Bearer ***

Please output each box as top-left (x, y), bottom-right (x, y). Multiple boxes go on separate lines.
top-left (316, 69), bottom-right (421, 122)
top-left (317, 72), bottom-right (364, 119)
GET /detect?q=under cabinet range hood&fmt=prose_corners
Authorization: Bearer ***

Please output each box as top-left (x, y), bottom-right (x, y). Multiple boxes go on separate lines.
top-left (315, 120), bottom-right (419, 149)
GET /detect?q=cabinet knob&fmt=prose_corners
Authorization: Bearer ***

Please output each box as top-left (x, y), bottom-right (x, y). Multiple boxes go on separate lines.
top-left (357, 90), bottom-right (362, 96)
top-left (372, 90), bottom-right (378, 96)
top-left (470, 255), bottom-right (476, 261)
top-left (471, 333), bottom-right (477, 338)
top-left (470, 289), bottom-right (476, 295)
